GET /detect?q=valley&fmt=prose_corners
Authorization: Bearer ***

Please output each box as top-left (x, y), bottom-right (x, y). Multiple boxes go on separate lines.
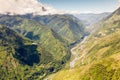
top-left (70, 36), bottom-right (88, 69)
top-left (0, 13), bottom-right (86, 80)
top-left (49, 7), bottom-right (120, 80)
top-left (70, 47), bottom-right (79, 68)
top-left (0, 0), bottom-right (120, 80)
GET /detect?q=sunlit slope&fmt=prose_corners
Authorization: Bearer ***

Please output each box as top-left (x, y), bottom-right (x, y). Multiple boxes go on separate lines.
top-left (0, 14), bottom-right (86, 60)
top-left (0, 25), bottom-right (41, 79)
top-left (32, 15), bottom-right (86, 43)
top-left (0, 24), bottom-right (70, 80)
top-left (13, 20), bottom-right (69, 60)
top-left (52, 7), bottom-right (120, 80)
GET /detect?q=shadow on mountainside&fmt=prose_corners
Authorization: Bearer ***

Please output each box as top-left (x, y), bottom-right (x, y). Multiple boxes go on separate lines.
top-left (14, 44), bottom-right (40, 66)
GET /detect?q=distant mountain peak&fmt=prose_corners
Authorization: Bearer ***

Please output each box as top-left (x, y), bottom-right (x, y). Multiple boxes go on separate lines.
top-left (0, 0), bottom-right (65, 15)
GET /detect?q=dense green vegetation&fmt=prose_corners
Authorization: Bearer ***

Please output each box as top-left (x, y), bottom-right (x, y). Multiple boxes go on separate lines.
top-left (51, 7), bottom-right (120, 80)
top-left (0, 25), bottom-right (70, 79)
top-left (0, 12), bottom-right (86, 79)
top-left (32, 15), bottom-right (85, 43)
top-left (1, 6), bottom-right (118, 80)
top-left (0, 14), bottom-right (86, 60)
top-left (12, 19), bottom-right (68, 60)
top-left (0, 14), bottom-right (86, 44)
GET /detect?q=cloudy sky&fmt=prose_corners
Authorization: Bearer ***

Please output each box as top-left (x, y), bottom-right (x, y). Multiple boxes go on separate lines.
top-left (40, 0), bottom-right (120, 13)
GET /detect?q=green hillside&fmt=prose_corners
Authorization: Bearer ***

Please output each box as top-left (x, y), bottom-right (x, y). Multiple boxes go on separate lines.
top-left (0, 14), bottom-right (82, 79)
top-left (0, 25), bottom-right (70, 80)
top-left (51, 7), bottom-right (120, 80)
top-left (0, 14), bottom-right (86, 44)
top-left (33, 15), bottom-right (85, 43)
top-left (0, 14), bottom-right (73, 60)
top-left (12, 19), bottom-right (69, 61)
top-left (0, 14), bottom-right (86, 60)
top-left (0, 25), bottom-right (39, 79)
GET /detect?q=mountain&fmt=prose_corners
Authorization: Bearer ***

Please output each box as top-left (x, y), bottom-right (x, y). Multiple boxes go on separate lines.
top-left (0, 0), bottom-right (88, 80)
top-left (0, 14), bottom-right (86, 44)
top-left (0, 14), bottom-right (71, 63)
top-left (50, 7), bottom-right (120, 80)
top-left (0, 24), bottom-right (70, 80)
top-left (0, 0), bottom-right (64, 15)
top-left (0, 0), bottom-right (86, 44)
top-left (0, 25), bottom-right (40, 79)
top-left (0, 13), bottom-right (85, 79)
top-left (13, 19), bottom-right (69, 60)
top-left (0, 1), bottom-right (86, 78)
top-left (74, 12), bottom-right (110, 26)
top-left (32, 14), bottom-right (86, 44)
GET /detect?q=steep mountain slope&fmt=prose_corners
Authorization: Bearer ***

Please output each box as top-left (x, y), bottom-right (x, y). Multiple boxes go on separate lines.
top-left (0, 14), bottom-right (70, 60)
top-left (0, 0), bottom-right (92, 80)
top-left (0, 0), bottom-right (86, 45)
top-left (0, 25), bottom-right (40, 79)
top-left (0, 12), bottom-right (86, 80)
top-left (0, 25), bottom-right (71, 80)
top-left (0, 14), bottom-right (86, 44)
top-left (13, 19), bottom-right (69, 60)
top-left (51, 7), bottom-right (120, 80)
top-left (32, 14), bottom-right (86, 44)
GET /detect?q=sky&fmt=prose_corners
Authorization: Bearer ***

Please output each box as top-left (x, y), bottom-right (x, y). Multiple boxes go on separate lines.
top-left (40, 0), bottom-right (120, 14)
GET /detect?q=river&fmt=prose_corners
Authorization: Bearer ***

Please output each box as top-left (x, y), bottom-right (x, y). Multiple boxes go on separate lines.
top-left (44, 36), bottom-right (88, 79)
top-left (70, 36), bottom-right (88, 68)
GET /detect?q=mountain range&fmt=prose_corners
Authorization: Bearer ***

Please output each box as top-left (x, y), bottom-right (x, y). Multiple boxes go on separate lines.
top-left (0, 0), bottom-right (120, 80)
top-left (0, 0), bottom-right (86, 79)
top-left (51, 7), bottom-right (120, 80)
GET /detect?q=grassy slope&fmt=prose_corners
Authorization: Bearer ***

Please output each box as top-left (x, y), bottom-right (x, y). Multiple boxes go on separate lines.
top-left (0, 25), bottom-right (36, 79)
top-left (51, 7), bottom-right (120, 80)
top-left (0, 14), bottom-right (86, 61)
top-left (0, 25), bottom-right (69, 80)
top-left (0, 14), bottom-right (84, 59)
top-left (0, 14), bottom-right (85, 44)
top-left (13, 19), bottom-right (69, 60)
top-left (0, 14), bottom-right (85, 79)
top-left (33, 15), bottom-right (85, 43)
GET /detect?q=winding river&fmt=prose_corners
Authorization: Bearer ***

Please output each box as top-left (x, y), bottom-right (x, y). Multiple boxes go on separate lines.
top-left (70, 36), bottom-right (88, 68)
top-left (44, 36), bottom-right (88, 80)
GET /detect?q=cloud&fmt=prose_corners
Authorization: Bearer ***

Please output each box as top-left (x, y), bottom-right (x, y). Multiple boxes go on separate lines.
top-left (0, 0), bottom-right (65, 15)
top-left (65, 10), bottom-right (81, 14)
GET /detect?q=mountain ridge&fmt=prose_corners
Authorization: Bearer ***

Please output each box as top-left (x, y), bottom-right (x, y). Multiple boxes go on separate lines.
top-left (0, 14), bottom-right (86, 44)
top-left (49, 7), bottom-right (120, 80)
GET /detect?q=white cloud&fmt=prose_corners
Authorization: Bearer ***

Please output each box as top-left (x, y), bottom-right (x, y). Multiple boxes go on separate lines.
top-left (65, 10), bottom-right (81, 14)
top-left (0, 0), bottom-right (65, 15)
top-left (1, 0), bottom-right (115, 15)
